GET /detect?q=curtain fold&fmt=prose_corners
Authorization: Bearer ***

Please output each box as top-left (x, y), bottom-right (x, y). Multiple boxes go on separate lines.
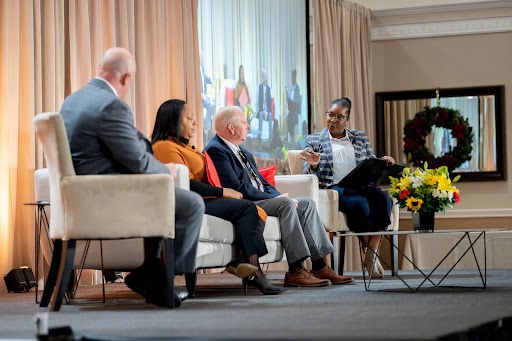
top-left (0, 0), bottom-right (200, 292)
top-left (311, 0), bottom-right (372, 141)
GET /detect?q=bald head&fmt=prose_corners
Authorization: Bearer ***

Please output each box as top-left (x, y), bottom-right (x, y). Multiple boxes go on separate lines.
top-left (97, 47), bottom-right (136, 98)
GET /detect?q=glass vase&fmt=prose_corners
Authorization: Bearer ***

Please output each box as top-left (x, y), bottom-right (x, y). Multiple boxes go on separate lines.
top-left (412, 211), bottom-right (435, 233)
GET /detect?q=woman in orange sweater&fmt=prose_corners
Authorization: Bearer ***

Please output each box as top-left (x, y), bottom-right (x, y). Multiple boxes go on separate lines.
top-left (151, 99), bottom-right (284, 295)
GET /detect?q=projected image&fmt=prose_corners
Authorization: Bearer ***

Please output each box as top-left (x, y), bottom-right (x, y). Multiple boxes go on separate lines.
top-left (198, 0), bottom-right (308, 160)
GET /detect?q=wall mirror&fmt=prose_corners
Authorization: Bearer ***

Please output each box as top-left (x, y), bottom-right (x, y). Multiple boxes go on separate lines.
top-left (375, 86), bottom-right (506, 181)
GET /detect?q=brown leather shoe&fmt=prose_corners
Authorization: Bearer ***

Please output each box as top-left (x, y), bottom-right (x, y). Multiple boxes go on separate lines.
top-left (310, 266), bottom-right (355, 285)
top-left (284, 268), bottom-right (330, 287)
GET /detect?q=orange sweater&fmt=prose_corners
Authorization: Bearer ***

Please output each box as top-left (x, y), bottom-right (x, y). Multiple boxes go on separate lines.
top-left (153, 138), bottom-right (208, 183)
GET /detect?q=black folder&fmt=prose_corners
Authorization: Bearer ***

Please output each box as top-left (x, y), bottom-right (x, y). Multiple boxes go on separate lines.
top-left (331, 158), bottom-right (405, 189)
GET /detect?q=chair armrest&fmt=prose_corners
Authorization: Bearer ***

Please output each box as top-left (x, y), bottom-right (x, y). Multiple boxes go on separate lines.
top-left (175, 164), bottom-right (190, 190)
top-left (318, 189), bottom-right (341, 232)
top-left (389, 198), bottom-right (400, 231)
top-left (60, 174), bottom-right (175, 240)
top-left (274, 174), bottom-right (319, 204)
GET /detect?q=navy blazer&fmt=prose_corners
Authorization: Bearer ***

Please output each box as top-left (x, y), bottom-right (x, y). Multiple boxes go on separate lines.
top-left (61, 78), bottom-right (168, 175)
top-left (258, 83), bottom-right (272, 113)
top-left (204, 135), bottom-right (280, 201)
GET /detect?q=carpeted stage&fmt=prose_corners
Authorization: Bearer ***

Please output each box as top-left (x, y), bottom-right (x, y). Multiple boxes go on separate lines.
top-left (1, 270), bottom-right (512, 340)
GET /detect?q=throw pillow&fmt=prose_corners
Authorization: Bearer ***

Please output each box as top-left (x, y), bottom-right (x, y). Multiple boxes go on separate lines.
top-left (258, 164), bottom-right (277, 187)
top-left (203, 151), bottom-right (221, 187)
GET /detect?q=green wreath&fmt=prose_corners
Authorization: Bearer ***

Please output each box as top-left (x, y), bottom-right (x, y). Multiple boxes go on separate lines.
top-left (403, 106), bottom-right (474, 171)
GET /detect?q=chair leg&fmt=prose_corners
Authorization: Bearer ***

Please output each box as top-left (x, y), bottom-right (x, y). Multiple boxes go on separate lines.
top-left (329, 232), bottom-right (335, 269)
top-left (51, 240), bottom-right (76, 312)
top-left (391, 234), bottom-right (399, 276)
top-left (163, 238), bottom-right (175, 308)
top-left (100, 240), bottom-right (106, 303)
top-left (185, 272), bottom-right (197, 298)
top-left (40, 239), bottom-right (63, 307)
top-left (338, 233), bottom-right (346, 275)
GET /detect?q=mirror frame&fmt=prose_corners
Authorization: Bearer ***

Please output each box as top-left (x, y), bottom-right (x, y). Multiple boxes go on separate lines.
top-left (375, 85), bottom-right (506, 181)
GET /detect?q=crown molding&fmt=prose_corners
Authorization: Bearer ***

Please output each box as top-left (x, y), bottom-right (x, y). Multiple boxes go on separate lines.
top-left (399, 208), bottom-right (512, 219)
top-left (371, 0), bottom-right (512, 17)
top-left (372, 16), bottom-right (512, 41)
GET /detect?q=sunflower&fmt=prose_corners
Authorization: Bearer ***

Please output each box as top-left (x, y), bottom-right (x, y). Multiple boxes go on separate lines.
top-left (406, 197), bottom-right (423, 212)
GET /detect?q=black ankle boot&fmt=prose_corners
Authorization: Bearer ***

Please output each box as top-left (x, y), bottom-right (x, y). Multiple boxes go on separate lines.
top-left (242, 274), bottom-right (286, 295)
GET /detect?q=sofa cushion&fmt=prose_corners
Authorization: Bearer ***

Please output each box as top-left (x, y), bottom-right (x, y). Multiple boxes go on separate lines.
top-left (199, 215), bottom-right (281, 244)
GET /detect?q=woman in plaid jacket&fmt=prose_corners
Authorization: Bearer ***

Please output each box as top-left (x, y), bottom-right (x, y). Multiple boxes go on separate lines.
top-left (301, 97), bottom-right (395, 278)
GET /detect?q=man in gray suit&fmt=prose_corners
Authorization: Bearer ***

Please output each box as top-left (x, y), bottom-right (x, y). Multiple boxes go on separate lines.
top-left (61, 47), bottom-right (204, 307)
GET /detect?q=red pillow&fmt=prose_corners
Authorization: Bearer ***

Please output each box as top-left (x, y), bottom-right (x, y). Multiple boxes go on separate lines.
top-left (203, 151), bottom-right (221, 187)
top-left (225, 87), bottom-right (235, 106)
top-left (258, 164), bottom-right (277, 187)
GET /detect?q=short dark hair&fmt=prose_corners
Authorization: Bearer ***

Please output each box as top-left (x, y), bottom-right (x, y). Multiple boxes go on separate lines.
top-left (330, 97), bottom-right (352, 115)
top-left (150, 99), bottom-right (186, 144)
top-left (292, 69), bottom-right (297, 77)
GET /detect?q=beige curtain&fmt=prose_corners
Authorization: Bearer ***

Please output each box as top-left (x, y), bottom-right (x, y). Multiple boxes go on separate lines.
top-left (311, 0), bottom-right (372, 140)
top-left (0, 0), bottom-right (200, 292)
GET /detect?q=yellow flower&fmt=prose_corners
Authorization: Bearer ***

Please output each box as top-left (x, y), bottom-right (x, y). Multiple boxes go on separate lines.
top-left (425, 174), bottom-right (439, 186)
top-left (397, 176), bottom-right (411, 191)
top-left (406, 197), bottom-right (423, 212)
top-left (437, 173), bottom-right (453, 192)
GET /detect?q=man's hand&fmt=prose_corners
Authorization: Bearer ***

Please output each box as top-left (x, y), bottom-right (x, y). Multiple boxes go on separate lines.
top-left (165, 163), bottom-right (177, 179)
top-left (300, 149), bottom-right (321, 169)
top-left (277, 193), bottom-right (298, 208)
top-left (382, 155), bottom-right (395, 166)
top-left (223, 188), bottom-right (243, 199)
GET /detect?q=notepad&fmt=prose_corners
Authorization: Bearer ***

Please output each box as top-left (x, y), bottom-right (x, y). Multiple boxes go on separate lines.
top-left (331, 158), bottom-right (406, 189)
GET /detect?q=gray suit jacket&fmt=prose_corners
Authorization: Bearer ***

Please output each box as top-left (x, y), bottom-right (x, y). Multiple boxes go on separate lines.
top-left (61, 78), bottom-right (169, 175)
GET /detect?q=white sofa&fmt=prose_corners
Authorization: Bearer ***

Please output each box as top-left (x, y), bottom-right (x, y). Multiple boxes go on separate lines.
top-left (34, 165), bottom-right (321, 276)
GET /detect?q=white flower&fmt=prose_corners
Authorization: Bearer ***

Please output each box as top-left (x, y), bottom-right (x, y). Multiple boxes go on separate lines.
top-left (432, 189), bottom-right (448, 199)
top-left (410, 175), bottom-right (424, 188)
top-left (448, 191), bottom-right (454, 201)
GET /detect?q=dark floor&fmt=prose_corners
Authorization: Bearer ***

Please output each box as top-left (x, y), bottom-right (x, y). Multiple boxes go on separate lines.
top-left (1, 270), bottom-right (512, 340)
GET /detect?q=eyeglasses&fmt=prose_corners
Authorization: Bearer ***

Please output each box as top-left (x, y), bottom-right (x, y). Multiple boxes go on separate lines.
top-left (325, 111), bottom-right (348, 122)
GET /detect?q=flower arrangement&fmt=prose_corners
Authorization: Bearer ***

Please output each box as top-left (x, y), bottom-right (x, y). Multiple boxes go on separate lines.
top-left (403, 106), bottom-right (474, 172)
top-left (244, 104), bottom-right (253, 122)
top-left (389, 162), bottom-right (461, 213)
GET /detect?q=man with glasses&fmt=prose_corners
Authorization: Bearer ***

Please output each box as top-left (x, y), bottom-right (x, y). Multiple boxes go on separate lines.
top-left (301, 97), bottom-right (395, 279)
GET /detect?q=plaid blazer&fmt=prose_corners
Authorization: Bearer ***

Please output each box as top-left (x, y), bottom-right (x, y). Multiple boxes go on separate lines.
top-left (304, 127), bottom-right (375, 188)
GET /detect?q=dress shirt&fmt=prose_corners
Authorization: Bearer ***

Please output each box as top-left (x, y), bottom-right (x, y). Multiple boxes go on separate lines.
top-left (330, 131), bottom-right (357, 185)
top-left (94, 76), bottom-right (118, 97)
top-left (262, 85), bottom-right (268, 112)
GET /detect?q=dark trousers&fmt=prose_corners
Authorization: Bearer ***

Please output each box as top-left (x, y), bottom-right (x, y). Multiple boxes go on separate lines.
top-left (331, 185), bottom-right (392, 233)
top-left (144, 188), bottom-right (204, 274)
top-left (204, 197), bottom-right (268, 258)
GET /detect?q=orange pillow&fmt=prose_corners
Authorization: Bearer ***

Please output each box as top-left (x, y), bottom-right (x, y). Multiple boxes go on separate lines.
top-left (258, 164), bottom-right (277, 187)
top-left (203, 150), bottom-right (221, 187)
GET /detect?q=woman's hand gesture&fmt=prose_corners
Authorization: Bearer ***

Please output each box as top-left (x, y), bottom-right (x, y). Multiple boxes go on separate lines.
top-left (300, 149), bottom-right (321, 169)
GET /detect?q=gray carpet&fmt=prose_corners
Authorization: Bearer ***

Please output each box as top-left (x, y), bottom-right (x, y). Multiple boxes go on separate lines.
top-left (1, 270), bottom-right (512, 340)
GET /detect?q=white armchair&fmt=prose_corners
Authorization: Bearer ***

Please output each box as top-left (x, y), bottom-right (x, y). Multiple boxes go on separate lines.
top-left (287, 150), bottom-right (400, 274)
top-left (34, 112), bottom-right (177, 311)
